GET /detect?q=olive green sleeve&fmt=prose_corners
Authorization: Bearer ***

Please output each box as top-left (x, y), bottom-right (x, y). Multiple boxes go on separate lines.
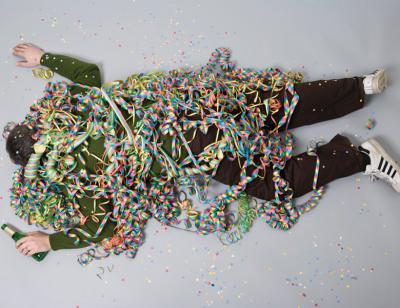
top-left (48, 194), bottom-right (117, 251)
top-left (40, 52), bottom-right (102, 87)
top-left (48, 219), bottom-right (117, 251)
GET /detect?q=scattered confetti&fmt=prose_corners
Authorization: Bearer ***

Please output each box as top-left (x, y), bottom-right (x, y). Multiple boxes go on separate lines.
top-left (365, 117), bottom-right (376, 130)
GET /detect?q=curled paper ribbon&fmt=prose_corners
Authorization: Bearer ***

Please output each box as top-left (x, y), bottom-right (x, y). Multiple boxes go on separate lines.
top-left (77, 247), bottom-right (111, 267)
top-left (8, 47), bottom-right (326, 266)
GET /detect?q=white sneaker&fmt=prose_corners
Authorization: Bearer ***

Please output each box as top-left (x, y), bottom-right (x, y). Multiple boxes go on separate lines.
top-left (362, 69), bottom-right (388, 95)
top-left (359, 139), bottom-right (400, 192)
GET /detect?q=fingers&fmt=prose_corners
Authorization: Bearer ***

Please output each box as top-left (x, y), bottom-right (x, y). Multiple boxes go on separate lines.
top-left (14, 46), bottom-right (26, 51)
top-left (27, 248), bottom-right (37, 257)
top-left (16, 60), bottom-right (30, 67)
top-left (14, 43), bottom-right (32, 49)
top-left (17, 242), bottom-right (33, 255)
top-left (16, 236), bottom-right (28, 249)
top-left (15, 233), bottom-right (44, 257)
top-left (12, 48), bottom-right (25, 56)
top-left (23, 246), bottom-right (35, 256)
top-left (16, 239), bottom-right (36, 256)
top-left (12, 45), bottom-right (27, 53)
top-left (13, 44), bottom-right (27, 50)
top-left (12, 43), bottom-right (33, 56)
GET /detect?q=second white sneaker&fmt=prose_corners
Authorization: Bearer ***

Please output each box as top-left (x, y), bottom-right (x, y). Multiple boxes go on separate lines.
top-left (359, 138), bottom-right (400, 192)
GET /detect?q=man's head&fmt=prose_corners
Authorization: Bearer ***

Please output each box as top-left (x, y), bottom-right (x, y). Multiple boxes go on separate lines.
top-left (4, 123), bottom-right (35, 166)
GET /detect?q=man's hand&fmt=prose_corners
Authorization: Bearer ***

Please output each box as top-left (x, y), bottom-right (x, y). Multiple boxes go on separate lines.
top-left (15, 231), bottom-right (51, 256)
top-left (12, 43), bottom-right (45, 68)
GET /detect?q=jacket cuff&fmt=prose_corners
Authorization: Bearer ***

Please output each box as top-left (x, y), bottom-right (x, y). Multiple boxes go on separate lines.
top-left (40, 52), bottom-right (52, 67)
top-left (40, 52), bottom-right (61, 72)
top-left (49, 231), bottom-right (85, 251)
top-left (48, 232), bottom-right (62, 251)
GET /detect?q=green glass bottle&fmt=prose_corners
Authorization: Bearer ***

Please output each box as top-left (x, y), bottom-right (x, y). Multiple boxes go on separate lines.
top-left (1, 223), bottom-right (49, 262)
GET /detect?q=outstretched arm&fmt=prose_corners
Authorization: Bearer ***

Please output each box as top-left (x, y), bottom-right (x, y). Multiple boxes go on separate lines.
top-left (15, 215), bottom-right (115, 256)
top-left (39, 52), bottom-right (102, 88)
top-left (12, 42), bottom-right (102, 87)
top-left (15, 194), bottom-right (117, 255)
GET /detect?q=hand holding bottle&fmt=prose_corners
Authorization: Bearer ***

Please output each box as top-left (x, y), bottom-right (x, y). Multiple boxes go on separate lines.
top-left (15, 231), bottom-right (51, 256)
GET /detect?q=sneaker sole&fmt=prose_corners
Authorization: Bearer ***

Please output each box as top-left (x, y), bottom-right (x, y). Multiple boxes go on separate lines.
top-left (367, 138), bottom-right (400, 192)
top-left (373, 69), bottom-right (388, 93)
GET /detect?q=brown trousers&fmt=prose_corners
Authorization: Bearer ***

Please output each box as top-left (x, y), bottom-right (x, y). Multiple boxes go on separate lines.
top-left (188, 76), bottom-right (367, 200)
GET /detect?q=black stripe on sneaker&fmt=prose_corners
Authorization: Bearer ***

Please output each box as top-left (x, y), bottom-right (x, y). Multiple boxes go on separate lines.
top-left (392, 169), bottom-right (397, 179)
top-left (378, 157), bottom-right (384, 170)
top-left (382, 161), bottom-right (388, 173)
top-left (358, 146), bottom-right (370, 154)
top-left (387, 165), bottom-right (393, 176)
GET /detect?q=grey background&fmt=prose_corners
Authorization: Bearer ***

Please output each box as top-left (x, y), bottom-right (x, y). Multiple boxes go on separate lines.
top-left (0, 0), bottom-right (399, 307)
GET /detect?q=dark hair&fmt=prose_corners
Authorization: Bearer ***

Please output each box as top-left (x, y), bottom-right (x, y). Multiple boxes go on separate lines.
top-left (6, 124), bottom-right (36, 166)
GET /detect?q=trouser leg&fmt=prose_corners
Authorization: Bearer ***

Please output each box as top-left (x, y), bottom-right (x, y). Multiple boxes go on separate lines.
top-left (229, 76), bottom-right (366, 132)
top-left (282, 76), bottom-right (366, 130)
top-left (212, 133), bottom-right (366, 200)
top-left (280, 133), bottom-right (365, 198)
top-left (186, 76), bottom-right (365, 135)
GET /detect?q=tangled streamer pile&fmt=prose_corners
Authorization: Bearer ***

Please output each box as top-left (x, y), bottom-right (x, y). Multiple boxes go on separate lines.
top-left (9, 47), bottom-right (325, 263)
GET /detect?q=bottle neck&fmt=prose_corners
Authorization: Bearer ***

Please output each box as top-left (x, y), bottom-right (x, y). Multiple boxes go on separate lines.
top-left (2, 226), bottom-right (15, 237)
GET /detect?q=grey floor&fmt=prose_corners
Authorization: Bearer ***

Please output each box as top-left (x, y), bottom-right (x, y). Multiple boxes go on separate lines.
top-left (0, 1), bottom-right (399, 307)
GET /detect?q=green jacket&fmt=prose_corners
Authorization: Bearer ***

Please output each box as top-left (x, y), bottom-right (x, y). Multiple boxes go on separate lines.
top-left (41, 52), bottom-right (188, 250)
